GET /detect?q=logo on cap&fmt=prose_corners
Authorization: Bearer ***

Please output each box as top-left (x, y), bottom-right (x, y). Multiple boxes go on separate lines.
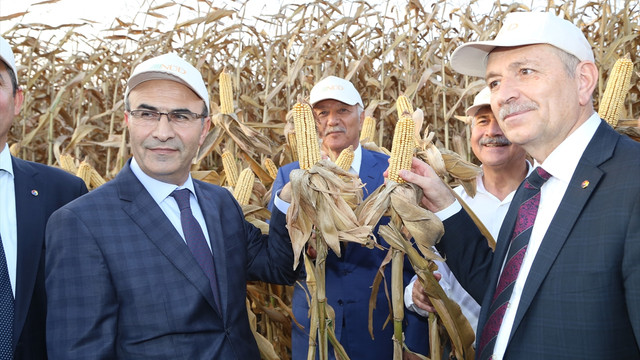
top-left (324, 85), bottom-right (345, 91)
top-left (150, 63), bottom-right (187, 74)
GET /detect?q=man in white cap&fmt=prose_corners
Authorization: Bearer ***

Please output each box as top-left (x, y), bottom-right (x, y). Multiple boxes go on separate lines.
top-left (45, 53), bottom-right (301, 359)
top-left (398, 11), bottom-right (640, 359)
top-left (0, 35), bottom-right (87, 359)
top-left (269, 75), bottom-right (429, 359)
top-left (404, 87), bottom-right (530, 341)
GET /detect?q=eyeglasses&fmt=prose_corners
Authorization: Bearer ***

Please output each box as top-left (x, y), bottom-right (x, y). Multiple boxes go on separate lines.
top-left (128, 110), bottom-right (205, 127)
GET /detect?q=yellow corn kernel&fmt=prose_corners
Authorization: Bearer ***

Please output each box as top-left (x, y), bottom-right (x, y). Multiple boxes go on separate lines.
top-left (396, 94), bottom-right (413, 119)
top-left (233, 168), bottom-right (255, 206)
top-left (335, 145), bottom-right (354, 171)
top-left (360, 116), bottom-right (376, 142)
top-left (293, 102), bottom-right (321, 170)
top-left (59, 153), bottom-right (78, 174)
top-left (219, 70), bottom-right (234, 115)
top-left (221, 151), bottom-right (239, 187)
top-left (9, 143), bottom-right (20, 157)
top-left (388, 114), bottom-right (415, 184)
top-left (263, 158), bottom-right (278, 180)
top-left (76, 161), bottom-right (93, 189)
top-left (287, 131), bottom-right (299, 162)
top-left (599, 55), bottom-right (633, 127)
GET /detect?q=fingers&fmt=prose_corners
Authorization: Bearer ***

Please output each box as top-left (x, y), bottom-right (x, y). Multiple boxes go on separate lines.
top-left (412, 279), bottom-right (437, 313)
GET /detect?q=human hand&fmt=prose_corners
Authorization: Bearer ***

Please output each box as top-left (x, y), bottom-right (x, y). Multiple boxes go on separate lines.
top-left (280, 182), bottom-right (292, 203)
top-left (412, 272), bottom-right (442, 313)
top-left (398, 158), bottom-right (455, 212)
top-left (307, 229), bottom-right (317, 259)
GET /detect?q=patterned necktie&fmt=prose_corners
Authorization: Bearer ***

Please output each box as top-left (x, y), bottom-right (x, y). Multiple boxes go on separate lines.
top-left (0, 234), bottom-right (14, 359)
top-left (477, 167), bottom-right (551, 360)
top-left (171, 189), bottom-right (221, 312)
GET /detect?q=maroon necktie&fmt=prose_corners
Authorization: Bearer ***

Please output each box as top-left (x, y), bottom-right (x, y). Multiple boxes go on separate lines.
top-left (477, 167), bottom-right (551, 360)
top-left (171, 189), bottom-right (221, 312)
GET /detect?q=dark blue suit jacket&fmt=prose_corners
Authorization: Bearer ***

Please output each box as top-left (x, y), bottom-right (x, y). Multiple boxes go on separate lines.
top-left (45, 161), bottom-right (300, 359)
top-left (269, 148), bottom-right (429, 359)
top-left (438, 121), bottom-right (640, 359)
top-left (10, 156), bottom-right (87, 359)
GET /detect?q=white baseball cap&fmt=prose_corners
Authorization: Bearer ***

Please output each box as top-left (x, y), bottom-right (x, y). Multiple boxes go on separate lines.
top-left (0, 36), bottom-right (18, 83)
top-left (309, 76), bottom-right (363, 107)
top-left (465, 87), bottom-right (492, 117)
top-left (451, 12), bottom-right (595, 77)
top-left (125, 53), bottom-right (209, 110)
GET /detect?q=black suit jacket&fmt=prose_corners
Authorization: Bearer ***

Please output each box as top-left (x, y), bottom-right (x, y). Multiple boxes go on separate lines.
top-left (437, 121), bottom-right (640, 358)
top-left (11, 156), bottom-right (87, 359)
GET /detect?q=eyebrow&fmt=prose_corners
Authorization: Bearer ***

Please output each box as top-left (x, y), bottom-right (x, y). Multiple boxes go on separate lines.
top-left (135, 103), bottom-right (194, 113)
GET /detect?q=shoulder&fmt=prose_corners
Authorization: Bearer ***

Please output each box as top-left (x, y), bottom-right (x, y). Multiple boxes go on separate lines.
top-left (362, 148), bottom-right (389, 162)
top-left (13, 156), bottom-right (86, 190)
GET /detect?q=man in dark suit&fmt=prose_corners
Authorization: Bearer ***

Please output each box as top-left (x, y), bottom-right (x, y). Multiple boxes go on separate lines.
top-left (0, 36), bottom-right (88, 359)
top-left (399, 12), bottom-right (640, 359)
top-left (45, 53), bottom-right (301, 359)
top-left (269, 76), bottom-right (428, 359)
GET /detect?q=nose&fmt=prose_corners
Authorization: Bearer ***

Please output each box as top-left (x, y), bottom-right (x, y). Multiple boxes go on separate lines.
top-left (152, 114), bottom-right (175, 141)
top-left (493, 77), bottom-right (519, 109)
top-left (486, 116), bottom-right (504, 136)
top-left (326, 110), bottom-right (340, 126)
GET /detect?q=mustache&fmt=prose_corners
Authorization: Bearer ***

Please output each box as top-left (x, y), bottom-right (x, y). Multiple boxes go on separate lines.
top-left (322, 126), bottom-right (346, 136)
top-left (143, 139), bottom-right (183, 151)
top-left (479, 136), bottom-right (511, 146)
top-left (498, 102), bottom-right (539, 121)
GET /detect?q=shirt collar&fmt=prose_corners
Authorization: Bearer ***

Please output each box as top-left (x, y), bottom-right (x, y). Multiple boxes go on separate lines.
top-left (0, 144), bottom-right (14, 177)
top-left (536, 113), bottom-right (600, 183)
top-left (129, 157), bottom-right (196, 204)
top-left (351, 144), bottom-right (363, 175)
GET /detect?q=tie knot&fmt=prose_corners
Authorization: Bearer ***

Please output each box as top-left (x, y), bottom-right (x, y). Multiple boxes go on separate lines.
top-left (171, 188), bottom-right (192, 211)
top-left (525, 167), bottom-right (551, 190)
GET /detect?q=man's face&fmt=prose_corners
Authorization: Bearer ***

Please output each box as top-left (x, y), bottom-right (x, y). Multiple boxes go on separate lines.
top-left (486, 44), bottom-right (582, 161)
top-left (125, 79), bottom-right (210, 185)
top-left (0, 61), bottom-right (23, 149)
top-left (312, 99), bottom-right (363, 158)
top-left (470, 106), bottom-right (526, 168)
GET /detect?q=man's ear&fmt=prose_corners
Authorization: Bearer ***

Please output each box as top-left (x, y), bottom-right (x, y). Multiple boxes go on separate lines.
top-left (576, 61), bottom-right (598, 107)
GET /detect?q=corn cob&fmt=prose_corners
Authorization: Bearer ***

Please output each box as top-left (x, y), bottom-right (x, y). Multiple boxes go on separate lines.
top-left (360, 116), bottom-right (376, 142)
top-left (334, 145), bottom-right (354, 171)
top-left (219, 70), bottom-right (234, 115)
top-left (9, 143), bottom-right (20, 157)
top-left (293, 102), bottom-right (321, 170)
top-left (76, 161), bottom-right (93, 189)
top-left (599, 55), bottom-right (633, 127)
top-left (396, 94), bottom-right (413, 119)
top-left (59, 153), bottom-right (78, 174)
top-left (233, 168), bottom-right (255, 205)
top-left (221, 151), bottom-right (239, 187)
top-left (262, 158), bottom-right (278, 180)
top-left (388, 114), bottom-right (415, 183)
top-left (89, 167), bottom-right (106, 188)
top-left (287, 132), bottom-right (299, 162)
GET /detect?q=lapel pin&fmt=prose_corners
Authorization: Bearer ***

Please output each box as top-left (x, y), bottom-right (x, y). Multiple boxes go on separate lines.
top-left (581, 180), bottom-right (589, 189)
top-left (31, 189), bottom-right (39, 196)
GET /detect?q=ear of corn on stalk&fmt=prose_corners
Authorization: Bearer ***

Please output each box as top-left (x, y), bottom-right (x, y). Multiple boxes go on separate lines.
top-left (388, 114), bottom-right (415, 183)
top-left (334, 145), bottom-right (354, 171)
top-left (219, 70), bottom-right (234, 115)
top-left (360, 116), bottom-right (376, 142)
top-left (286, 132), bottom-right (299, 162)
top-left (396, 94), bottom-right (413, 119)
top-left (292, 102), bottom-right (321, 170)
top-left (262, 158), bottom-right (278, 180)
top-left (222, 150), bottom-right (239, 187)
top-left (599, 55), bottom-right (633, 127)
top-left (233, 168), bottom-right (255, 205)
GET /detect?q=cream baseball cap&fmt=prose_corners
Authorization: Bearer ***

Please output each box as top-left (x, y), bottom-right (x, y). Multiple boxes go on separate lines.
top-left (465, 87), bottom-right (492, 117)
top-left (125, 53), bottom-right (209, 110)
top-left (309, 76), bottom-right (363, 107)
top-left (0, 36), bottom-right (18, 83)
top-left (451, 12), bottom-right (595, 78)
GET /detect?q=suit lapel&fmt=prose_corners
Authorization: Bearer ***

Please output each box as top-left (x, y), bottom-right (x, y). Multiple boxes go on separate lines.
top-left (508, 122), bottom-right (617, 341)
top-left (11, 158), bottom-right (45, 345)
top-left (193, 181), bottom-right (229, 321)
top-left (359, 148), bottom-right (386, 199)
top-left (117, 164), bottom-right (219, 313)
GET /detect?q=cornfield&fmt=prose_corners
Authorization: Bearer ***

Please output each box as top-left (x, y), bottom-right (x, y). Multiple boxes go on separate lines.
top-left (2, 0), bottom-right (639, 358)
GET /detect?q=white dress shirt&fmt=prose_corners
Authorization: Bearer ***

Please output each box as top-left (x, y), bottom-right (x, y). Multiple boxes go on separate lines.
top-left (0, 144), bottom-right (17, 296)
top-left (130, 158), bottom-right (212, 251)
top-left (273, 144), bottom-right (363, 213)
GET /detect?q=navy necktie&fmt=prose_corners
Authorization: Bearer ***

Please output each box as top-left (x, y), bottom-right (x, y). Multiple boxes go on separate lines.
top-left (477, 167), bottom-right (551, 360)
top-left (171, 189), bottom-right (221, 311)
top-left (0, 234), bottom-right (14, 359)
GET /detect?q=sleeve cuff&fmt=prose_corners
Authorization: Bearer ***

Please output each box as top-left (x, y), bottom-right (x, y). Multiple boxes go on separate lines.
top-left (434, 200), bottom-right (462, 221)
top-left (274, 190), bottom-right (291, 214)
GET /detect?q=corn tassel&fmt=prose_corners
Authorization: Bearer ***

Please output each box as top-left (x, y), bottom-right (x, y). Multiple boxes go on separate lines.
top-left (263, 158), bottom-right (278, 180)
top-left (388, 114), bottom-right (415, 183)
top-left (222, 151), bottom-right (239, 187)
top-left (599, 55), bottom-right (633, 127)
top-left (396, 94), bottom-right (413, 119)
top-left (293, 102), bottom-right (321, 170)
top-left (219, 70), bottom-right (234, 115)
top-left (360, 116), bottom-right (376, 142)
top-left (233, 168), bottom-right (255, 205)
top-left (334, 145), bottom-right (354, 171)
